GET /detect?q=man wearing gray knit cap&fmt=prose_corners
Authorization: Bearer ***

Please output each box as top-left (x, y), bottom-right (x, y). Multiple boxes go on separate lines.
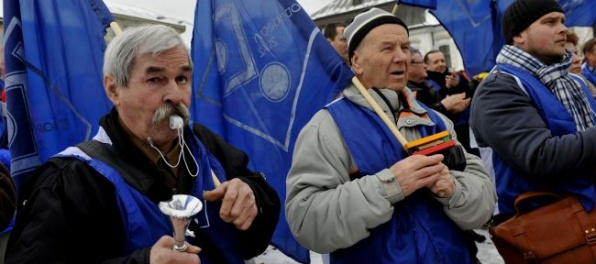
top-left (286, 7), bottom-right (495, 263)
top-left (471, 0), bottom-right (596, 261)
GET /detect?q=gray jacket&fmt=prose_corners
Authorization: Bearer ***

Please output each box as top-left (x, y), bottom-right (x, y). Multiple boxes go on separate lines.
top-left (285, 84), bottom-right (496, 253)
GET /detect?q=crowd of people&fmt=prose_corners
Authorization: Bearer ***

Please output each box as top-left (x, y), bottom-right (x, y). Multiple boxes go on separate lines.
top-left (0, 0), bottom-right (595, 263)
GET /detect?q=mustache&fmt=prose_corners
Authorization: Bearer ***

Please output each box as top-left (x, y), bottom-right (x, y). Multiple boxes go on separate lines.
top-left (152, 103), bottom-right (190, 128)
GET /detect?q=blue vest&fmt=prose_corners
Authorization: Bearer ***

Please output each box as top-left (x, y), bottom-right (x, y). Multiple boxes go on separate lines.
top-left (58, 124), bottom-right (244, 263)
top-left (326, 97), bottom-right (472, 264)
top-left (0, 217), bottom-right (14, 235)
top-left (495, 64), bottom-right (596, 214)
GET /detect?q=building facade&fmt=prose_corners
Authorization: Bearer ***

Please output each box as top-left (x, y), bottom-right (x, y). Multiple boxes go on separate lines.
top-left (310, 0), bottom-right (595, 73)
top-left (311, 0), bottom-right (465, 71)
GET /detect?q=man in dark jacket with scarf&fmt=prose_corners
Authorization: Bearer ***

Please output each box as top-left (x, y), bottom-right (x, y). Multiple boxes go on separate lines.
top-left (471, 0), bottom-right (596, 223)
top-left (6, 25), bottom-right (280, 264)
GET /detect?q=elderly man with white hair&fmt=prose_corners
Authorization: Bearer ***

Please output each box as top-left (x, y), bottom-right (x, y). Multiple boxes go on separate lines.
top-left (285, 8), bottom-right (495, 264)
top-left (6, 25), bottom-right (280, 264)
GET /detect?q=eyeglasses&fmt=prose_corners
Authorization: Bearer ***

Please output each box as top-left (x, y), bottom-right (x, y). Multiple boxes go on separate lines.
top-left (411, 61), bottom-right (424, 65)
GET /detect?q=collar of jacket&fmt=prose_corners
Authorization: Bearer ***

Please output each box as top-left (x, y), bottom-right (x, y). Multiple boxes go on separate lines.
top-left (96, 108), bottom-right (179, 200)
top-left (342, 84), bottom-right (435, 128)
top-left (343, 84), bottom-right (427, 113)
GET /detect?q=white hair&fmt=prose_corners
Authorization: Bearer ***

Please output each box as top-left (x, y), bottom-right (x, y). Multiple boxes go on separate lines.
top-left (103, 24), bottom-right (191, 87)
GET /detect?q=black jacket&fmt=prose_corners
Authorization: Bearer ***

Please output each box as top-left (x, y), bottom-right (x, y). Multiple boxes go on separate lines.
top-left (407, 80), bottom-right (457, 121)
top-left (6, 109), bottom-right (280, 264)
top-left (471, 70), bottom-right (596, 179)
top-left (0, 163), bottom-right (15, 231)
top-left (426, 70), bottom-right (474, 98)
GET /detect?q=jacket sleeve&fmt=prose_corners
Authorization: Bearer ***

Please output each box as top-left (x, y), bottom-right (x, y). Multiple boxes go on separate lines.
top-left (470, 72), bottom-right (596, 180)
top-left (5, 160), bottom-right (150, 264)
top-left (432, 112), bottom-right (496, 229)
top-left (0, 163), bottom-right (16, 231)
top-left (193, 123), bottom-right (281, 259)
top-left (285, 111), bottom-right (397, 253)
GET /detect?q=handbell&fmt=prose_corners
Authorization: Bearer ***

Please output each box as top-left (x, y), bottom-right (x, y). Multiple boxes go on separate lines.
top-left (158, 194), bottom-right (203, 252)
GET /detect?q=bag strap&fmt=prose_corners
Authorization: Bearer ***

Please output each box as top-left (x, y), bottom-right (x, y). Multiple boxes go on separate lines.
top-left (513, 191), bottom-right (561, 216)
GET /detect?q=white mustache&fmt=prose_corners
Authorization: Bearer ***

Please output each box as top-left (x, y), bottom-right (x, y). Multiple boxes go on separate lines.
top-left (152, 103), bottom-right (190, 128)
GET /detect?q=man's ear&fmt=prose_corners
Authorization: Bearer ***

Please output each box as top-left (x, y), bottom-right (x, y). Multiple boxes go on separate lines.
top-left (512, 32), bottom-right (525, 46)
top-left (351, 52), bottom-right (363, 75)
top-left (104, 75), bottom-right (119, 106)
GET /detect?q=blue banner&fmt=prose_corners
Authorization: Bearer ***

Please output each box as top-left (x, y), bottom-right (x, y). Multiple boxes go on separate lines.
top-left (191, 0), bottom-right (353, 262)
top-left (397, 0), bottom-right (436, 8)
top-left (398, 0), bottom-right (596, 76)
top-left (3, 0), bottom-right (114, 188)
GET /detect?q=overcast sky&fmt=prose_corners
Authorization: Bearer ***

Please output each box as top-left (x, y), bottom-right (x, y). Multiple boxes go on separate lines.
top-left (0, 0), bottom-right (331, 46)
top-left (103, 0), bottom-right (332, 45)
top-left (105, 0), bottom-right (331, 24)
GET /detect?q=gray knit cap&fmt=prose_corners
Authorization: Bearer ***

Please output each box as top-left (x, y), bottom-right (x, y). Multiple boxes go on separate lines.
top-left (344, 8), bottom-right (409, 60)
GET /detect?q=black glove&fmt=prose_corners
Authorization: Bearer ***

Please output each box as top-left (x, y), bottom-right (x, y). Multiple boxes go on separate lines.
top-left (441, 145), bottom-right (467, 171)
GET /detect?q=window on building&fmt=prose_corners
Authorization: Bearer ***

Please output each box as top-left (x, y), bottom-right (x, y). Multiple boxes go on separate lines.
top-left (439, 45), bottom-right (452, 69)
top-left (439, 45), bottom-right (451, 68)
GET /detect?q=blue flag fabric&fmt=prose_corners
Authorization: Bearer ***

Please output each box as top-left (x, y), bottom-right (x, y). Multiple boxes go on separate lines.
top-left (398, 0), bottom-right (596, 76)
top-left (191, 0), bottom-right (353, 262)
top-left (3, 0), bottom-right (114, 188)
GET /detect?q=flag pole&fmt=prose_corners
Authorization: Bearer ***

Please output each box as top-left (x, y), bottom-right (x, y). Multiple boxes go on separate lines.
top-left (211, 170), bottom-right (221, 188)
top-left (391, 2), bottom-right (399, 15)
top-left (351, 77), bottom-right (409, 147)
top-left (109, 21), bottom-right (122, 35)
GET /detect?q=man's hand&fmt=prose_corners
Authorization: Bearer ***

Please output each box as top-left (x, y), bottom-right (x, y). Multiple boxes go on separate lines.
top-left (389, 154), bottom-right (444, 197)
top-left (150, 236), bottom-right (201, 264)
top-left (441, 92), bottom-right (470, 113)
top-left (203, 178), bottom-right (258, 230)
top-left (427, 163), bottom-right (455, 198)
top-left (445, 72), bottom-right (460, 88)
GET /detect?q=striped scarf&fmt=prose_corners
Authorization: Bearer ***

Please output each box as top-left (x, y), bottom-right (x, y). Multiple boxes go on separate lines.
top-left (497, 45), bottom-right (594, 131)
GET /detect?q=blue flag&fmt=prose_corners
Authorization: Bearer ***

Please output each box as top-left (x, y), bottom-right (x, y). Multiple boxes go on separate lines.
top-left (191, 0), bottom-right (353, 262)
top-left (3, 0), bottom-right (114, 188)
top-left (398, 0), bottom-right (596, 76)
